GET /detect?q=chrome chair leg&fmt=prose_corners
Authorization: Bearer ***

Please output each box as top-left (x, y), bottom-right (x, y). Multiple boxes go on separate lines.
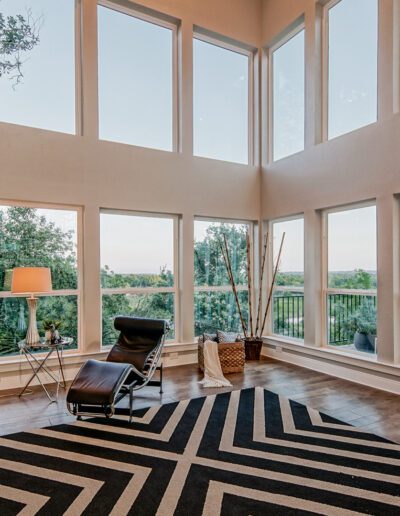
top-left (159, 363), bottom-right (163, 394)
top-left (129, 385), bottom-right (134, 423)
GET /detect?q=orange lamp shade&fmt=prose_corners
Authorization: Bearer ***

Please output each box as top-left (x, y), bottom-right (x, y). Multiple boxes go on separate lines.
top-left (11, 267), bottom-right (52, 294)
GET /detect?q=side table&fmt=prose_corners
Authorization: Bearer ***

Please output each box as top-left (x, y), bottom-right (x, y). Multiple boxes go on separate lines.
top-left (18, 338), bottom-right (73, 402)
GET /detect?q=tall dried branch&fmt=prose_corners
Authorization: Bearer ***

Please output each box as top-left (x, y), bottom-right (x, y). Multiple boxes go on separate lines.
top-left (220, 237), bottom-right (248, 338)
top-left (260, 232), bottom-right (286, 337)
top-left (246, 232), bottom-right (254, 338)
top-left (254, 232), bottom-right (268, 337)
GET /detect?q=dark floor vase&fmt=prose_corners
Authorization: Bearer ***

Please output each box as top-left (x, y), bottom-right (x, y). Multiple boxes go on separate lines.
top-left (244, 338), bottom-right (263, 360)
top-left (354, 331), bottom-right (375, 353)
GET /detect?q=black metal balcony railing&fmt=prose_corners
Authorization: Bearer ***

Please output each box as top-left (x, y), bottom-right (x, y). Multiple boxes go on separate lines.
top-left (327, 293), bottom-right (377, 345)
top-left (273, 293), bottom-right (304, 339)
top-left (273, 292), bottom-right (377, 345)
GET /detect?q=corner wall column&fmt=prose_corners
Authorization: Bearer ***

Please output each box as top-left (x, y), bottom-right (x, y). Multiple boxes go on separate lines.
top-left (376, 195), bottom-right (397, 364)
top-left (304, 209), bottom-right (323, 347)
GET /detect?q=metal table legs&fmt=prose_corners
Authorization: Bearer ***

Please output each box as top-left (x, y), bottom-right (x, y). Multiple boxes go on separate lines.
top-left (19, 346), bottom-right (66, 402)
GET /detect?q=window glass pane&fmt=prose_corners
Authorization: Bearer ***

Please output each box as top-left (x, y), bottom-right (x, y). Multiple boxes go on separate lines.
top-left (273, 218), bottom-right (304, 287)
top-left (272, 218), bottom-right (304, 340)
top-left (0, 205), bottom-right (78, 291)
top-left (194, 220), bottom-right (249, 337)
top-left (100, 213), bottom-right (174, 288)
top-left (328, 206), bottom-right (377, 289)
top-left (272, 30), bottom-right (305, 161)
top-left (328, 0), bottom-right (378, 139)
top-left (0, 0), bottom-right (75, 133)
top-left (193, 38), bottom-right (249, 164)
top-left (194, 221), bottom-right (248, 287)
top-left (273, 294), bottom-right (304, 339)
top-left (194, 290), bottom-right (248, 336)
top-left (0, 295), bottom-right (78, 356)
top-left (327, 205), bottom-right (377, 354)
top-left (102, 293), bottom-right (174, 344)
top-left (98, 6), bottom-right (173, 151)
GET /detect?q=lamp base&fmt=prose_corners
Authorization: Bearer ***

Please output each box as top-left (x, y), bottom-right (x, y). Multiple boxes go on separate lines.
top-left (25, 297), bottom-right (40, 345)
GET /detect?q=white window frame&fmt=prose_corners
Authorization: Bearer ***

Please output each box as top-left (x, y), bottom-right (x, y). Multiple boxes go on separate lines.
top-left (193, 216), bottom-right (254, 337)
top-left (268, 214), bottom-right (305, 341)
top-left (321, 0), bottom-right (379, 141)
top-left (75, 0), bottom-right (83, 136)
top-left (100, 209), bottom-right (180, 344)
top-left (192, 31), bottom-right (255, 166)
top-left (97, 0), bottom-right (179, 151)
top-left (0, 200), bottom-right (83, 359)
top-left (267, 23), bottom-right (306, 163)
top-left (321, 200), bottom-right (377, 351)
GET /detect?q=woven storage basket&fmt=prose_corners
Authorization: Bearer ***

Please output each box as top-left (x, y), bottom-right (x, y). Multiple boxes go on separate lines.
top-left (198, 340), bottom-right (245, 374)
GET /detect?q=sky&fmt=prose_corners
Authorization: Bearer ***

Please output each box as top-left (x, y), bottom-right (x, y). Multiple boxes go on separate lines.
top-left (328, 0), bottom-right (377, 139)
top-left (273, 207), bottom-right (377, 274)
top-left (98, 5), bottom-right (173, 151)
top-left (193, 38), bottom-right (248, 164)
top-left (100, 213), bottom-right (174, 275)
top-left (273, 218), bottom-right (304, 273)
top-left (273, 29), bottom-right (305, 161)
top-left (0, 0), bottom-right (378, 275)
top-left (328, 205), bottom-right (376, 272)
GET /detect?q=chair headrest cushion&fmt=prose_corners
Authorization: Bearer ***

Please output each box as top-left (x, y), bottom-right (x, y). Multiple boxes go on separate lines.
top-left (114, 316), bottom-right (169, 335)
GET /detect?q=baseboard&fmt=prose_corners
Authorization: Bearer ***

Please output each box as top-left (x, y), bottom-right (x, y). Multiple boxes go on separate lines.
top-left (262, 344), bottom-right (400, 395)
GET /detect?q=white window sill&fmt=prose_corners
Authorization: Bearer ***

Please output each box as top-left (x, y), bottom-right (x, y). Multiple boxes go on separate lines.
top-left (263, 335), bottom-right (400, 375)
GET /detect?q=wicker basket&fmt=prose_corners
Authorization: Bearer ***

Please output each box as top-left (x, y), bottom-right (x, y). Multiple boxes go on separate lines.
top-left (198, 340), bottom-right (245, 374)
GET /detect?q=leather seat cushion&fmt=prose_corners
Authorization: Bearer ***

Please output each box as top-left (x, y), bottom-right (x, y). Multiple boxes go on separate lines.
top-left (67, 359), bottom-right (132, 405)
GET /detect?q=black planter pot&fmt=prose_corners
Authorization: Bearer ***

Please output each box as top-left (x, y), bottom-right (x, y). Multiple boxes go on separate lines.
top-left (244, 338), bottom-right (263, 360)
top-left (353, 331), bottom-right (375, 353)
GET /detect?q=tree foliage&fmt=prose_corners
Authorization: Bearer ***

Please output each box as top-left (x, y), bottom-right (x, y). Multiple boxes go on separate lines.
top-left (0, 5), bottom-right (40, 85)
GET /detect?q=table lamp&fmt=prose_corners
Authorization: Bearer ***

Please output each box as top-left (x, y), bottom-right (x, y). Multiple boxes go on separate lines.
top-left (11, 267), bottom-right (52, 345)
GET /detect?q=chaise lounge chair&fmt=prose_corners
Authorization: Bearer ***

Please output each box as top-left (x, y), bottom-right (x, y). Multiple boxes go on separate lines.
top-left (66, 316), bottom-right (169, 421)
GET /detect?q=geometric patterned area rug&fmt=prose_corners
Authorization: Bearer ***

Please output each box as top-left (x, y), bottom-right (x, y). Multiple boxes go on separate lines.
top-left (0, 387), bottom-right (399, 515)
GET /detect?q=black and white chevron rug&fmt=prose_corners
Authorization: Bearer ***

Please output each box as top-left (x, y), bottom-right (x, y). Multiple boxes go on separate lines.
top-left (0, 387), bottom-right (399, 514)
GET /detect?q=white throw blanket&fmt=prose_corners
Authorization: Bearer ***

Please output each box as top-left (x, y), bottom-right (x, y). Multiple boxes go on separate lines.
top-left (199, 340), bottom-right (232, 388)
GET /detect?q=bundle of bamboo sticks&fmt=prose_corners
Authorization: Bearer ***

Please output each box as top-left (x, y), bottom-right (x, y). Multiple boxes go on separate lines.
top-left (220, 231), bottom-right (285, 340)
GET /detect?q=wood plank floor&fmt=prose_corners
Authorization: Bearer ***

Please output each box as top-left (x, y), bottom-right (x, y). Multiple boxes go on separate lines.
top-left (0, 356), bottom-right (399, 442)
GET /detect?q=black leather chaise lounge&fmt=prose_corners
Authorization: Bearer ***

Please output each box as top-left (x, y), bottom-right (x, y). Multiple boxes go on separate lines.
top-left (67, 316), bottom-right (170, 421)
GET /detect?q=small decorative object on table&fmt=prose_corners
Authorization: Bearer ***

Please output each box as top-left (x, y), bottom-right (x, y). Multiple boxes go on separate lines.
top-left (220, 230), bottom-right (285, 360)
top-left (42, 319), bottom-right (63, 343)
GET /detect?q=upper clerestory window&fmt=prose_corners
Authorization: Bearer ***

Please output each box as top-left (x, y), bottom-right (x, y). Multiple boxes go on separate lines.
top-left (270, 28), bottom-right (305, 162)
top-left (0, 0), bottom-right (76, 134)
top-left (97, 3), bottom-right (176, 152)
top-left (325, 0), bottom-right (378, 140)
